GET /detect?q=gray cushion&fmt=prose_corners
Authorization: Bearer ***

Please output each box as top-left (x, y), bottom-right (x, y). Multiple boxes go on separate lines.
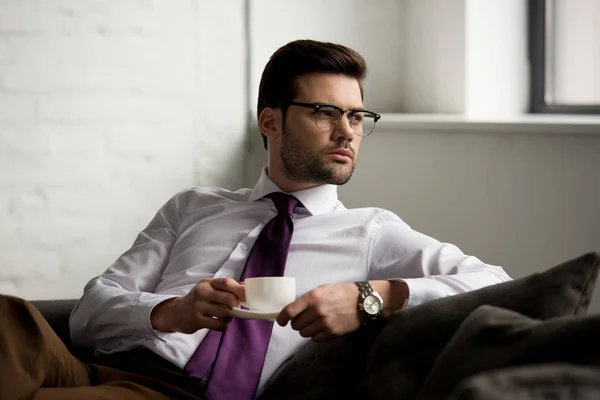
top-left (447, 364), bottom-right (600, 400)
top-left (417, 305), bottom-right (600, 399)
top-left (359, 252), bottom-right (599, 400)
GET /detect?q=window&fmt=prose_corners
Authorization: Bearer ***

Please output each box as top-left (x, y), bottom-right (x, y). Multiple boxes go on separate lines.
top-left (530, 0), bottom-right (600, 113)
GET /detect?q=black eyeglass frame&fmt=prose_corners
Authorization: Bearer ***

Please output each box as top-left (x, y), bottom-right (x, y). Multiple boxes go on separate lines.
top-left (278, 101), bottom-right (381, 136)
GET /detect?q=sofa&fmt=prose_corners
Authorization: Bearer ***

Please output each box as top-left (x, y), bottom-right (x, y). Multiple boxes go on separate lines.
top-left (31, 252), bottom-right (600, 400)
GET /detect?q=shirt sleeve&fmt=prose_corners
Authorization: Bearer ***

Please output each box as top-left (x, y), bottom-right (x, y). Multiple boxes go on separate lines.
top-left (367, 210), bottom-right (512, 308)
top-left (69, 191), bottom-right (186, 349)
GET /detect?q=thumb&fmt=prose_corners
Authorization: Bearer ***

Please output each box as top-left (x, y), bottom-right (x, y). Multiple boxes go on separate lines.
top-left (236, 281), bottom-right (247, 303)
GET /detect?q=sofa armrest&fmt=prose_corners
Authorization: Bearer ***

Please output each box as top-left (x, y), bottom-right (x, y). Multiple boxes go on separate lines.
top-left (30, 299), bottom-right (95, 362)
top-left (31, 299), bottom-right (78, 345)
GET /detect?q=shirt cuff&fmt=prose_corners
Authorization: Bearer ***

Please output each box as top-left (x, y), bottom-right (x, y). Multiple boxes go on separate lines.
top-left (133, 293), bottom-right (180, 342)
top-left (397, 277), bottom-right (446, 309)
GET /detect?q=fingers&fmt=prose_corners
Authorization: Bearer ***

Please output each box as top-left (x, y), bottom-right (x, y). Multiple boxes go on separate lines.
top-left (190, 303), bottom-right (232, 333)
top-left (194, 278), bottom-right (245, 309)
top-left (197, 314), bottom-right (229, 332)
top-left (278, 297), bottom-right (328, 341)
top-left (289, 309), bottom-right (314, 332)
top-left (298, 320), bottom-right (325, 339)
top-left (202, 287), bottom-right (240, 310)
top-left (192, 299), bottom-right (234, 332)
top-left (210, 278), bottom-right (246, 303)
top-left (287, 310), bottom-right (334, 342)
top-left (277, 296), bottom-right (310, 327)
top-left (199, 302), bottom-right (233, 321)
top-left (277, 285), bottom-right (358, 343)
top-left (175, 278), bottom-right (244, 333)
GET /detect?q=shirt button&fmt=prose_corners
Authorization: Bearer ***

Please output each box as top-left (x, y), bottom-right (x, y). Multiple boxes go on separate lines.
top-left (240, 243), bottom-right (248, 252)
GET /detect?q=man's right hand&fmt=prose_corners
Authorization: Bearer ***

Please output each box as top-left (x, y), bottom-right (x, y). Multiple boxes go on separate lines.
top-left (150, 278), bottom-right (245, 334)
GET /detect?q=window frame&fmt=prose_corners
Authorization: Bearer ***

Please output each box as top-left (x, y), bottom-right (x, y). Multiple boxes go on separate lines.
top-left (529, 0), bottom-right (600, 114)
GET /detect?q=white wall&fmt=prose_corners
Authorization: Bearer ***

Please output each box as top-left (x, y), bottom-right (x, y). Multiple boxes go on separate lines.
top-left (337, 129), bottom-right (600, 285)
top-left (553, 0), bottom-right (600, 104)
top-left (464, 0), bottom-right (529, 117)
top-left (0, 0), bottom-right (248, 299)
top-left (402, 0), bottom-right (465, 113)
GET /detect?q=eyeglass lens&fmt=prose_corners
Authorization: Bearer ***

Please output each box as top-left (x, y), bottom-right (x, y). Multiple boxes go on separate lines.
top-left (314, 106), bottom-right (377, 136)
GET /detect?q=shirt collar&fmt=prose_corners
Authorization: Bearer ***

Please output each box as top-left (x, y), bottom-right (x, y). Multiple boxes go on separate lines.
top-left (249, 167), bottom-right (339, 216)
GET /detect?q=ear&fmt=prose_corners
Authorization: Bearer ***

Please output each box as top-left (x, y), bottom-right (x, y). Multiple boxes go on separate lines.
top-left (258, 107), bottom-right (282, 142)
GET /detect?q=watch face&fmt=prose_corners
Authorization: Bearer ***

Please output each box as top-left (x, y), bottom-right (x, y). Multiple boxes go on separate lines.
top-left (363, 294), bottom-right (382, 315)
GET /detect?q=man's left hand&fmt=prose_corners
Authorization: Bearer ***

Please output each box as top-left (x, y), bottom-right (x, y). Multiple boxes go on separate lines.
top-left (276, 283), bottom-right (362, 342)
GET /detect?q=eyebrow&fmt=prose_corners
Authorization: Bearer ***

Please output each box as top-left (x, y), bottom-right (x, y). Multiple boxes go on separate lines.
top-left (312, 102), bottom-right (366, 111)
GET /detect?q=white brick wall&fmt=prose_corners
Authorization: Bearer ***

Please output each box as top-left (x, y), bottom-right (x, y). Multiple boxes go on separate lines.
top-left (0, 0), bottom-right (248, 299)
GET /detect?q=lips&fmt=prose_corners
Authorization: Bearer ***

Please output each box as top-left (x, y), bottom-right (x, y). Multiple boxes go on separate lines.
top-left (326, 149), bottom-right (353, 159)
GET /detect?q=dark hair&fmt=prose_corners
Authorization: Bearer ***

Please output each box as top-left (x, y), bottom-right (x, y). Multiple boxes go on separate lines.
top-left (257, 39), bottom-right (367, 149)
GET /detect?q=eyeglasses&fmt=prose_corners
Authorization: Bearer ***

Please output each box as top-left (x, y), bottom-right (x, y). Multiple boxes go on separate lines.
top-left (279, 101), bottom-right (381, 137)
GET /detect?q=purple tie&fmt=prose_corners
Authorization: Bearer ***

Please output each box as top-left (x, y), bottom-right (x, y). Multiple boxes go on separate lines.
top-left (185, 192), bottom-right (300, 400)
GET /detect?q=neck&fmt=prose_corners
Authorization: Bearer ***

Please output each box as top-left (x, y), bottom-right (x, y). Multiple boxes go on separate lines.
top-left (266, 166), bottom-right (323, 193)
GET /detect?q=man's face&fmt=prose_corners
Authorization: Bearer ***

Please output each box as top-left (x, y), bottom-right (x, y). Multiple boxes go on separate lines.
top-left (279, 73), bottom-right (364, 186)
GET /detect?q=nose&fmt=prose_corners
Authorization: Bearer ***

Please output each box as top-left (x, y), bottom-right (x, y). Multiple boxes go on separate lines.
top-left (332, 113), bottom-right (354, 142)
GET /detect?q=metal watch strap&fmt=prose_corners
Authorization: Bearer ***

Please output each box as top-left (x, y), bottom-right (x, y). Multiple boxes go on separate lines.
top-left (355, 281), bottom-right (373, 298)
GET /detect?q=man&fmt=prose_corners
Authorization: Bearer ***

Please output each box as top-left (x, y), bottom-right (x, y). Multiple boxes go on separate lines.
top-left (0, 39), bottom-right (511, 400)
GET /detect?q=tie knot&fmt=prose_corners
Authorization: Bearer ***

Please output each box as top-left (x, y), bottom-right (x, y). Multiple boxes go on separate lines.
top-left (266, 192), bottom-right (300, 215)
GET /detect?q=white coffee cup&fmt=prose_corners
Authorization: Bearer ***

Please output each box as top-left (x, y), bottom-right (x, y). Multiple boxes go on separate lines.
top-left (241, 277), bottom-right (296, 312)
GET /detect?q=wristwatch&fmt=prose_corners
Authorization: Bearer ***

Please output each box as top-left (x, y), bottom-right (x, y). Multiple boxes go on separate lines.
top-left (355, 281), bottom-right (383, 320)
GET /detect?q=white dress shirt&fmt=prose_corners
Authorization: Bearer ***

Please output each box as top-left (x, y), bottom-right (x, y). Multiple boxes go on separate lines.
top-left (70, 167), bottom-right (511, 394)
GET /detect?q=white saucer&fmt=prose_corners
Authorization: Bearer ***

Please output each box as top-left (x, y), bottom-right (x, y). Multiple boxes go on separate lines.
top-left (232, 307), bottom-right (279, 321)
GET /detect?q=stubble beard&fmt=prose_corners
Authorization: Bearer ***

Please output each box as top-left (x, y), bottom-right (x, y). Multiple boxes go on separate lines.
top-left (280, 122), bottom-right (356, 186)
